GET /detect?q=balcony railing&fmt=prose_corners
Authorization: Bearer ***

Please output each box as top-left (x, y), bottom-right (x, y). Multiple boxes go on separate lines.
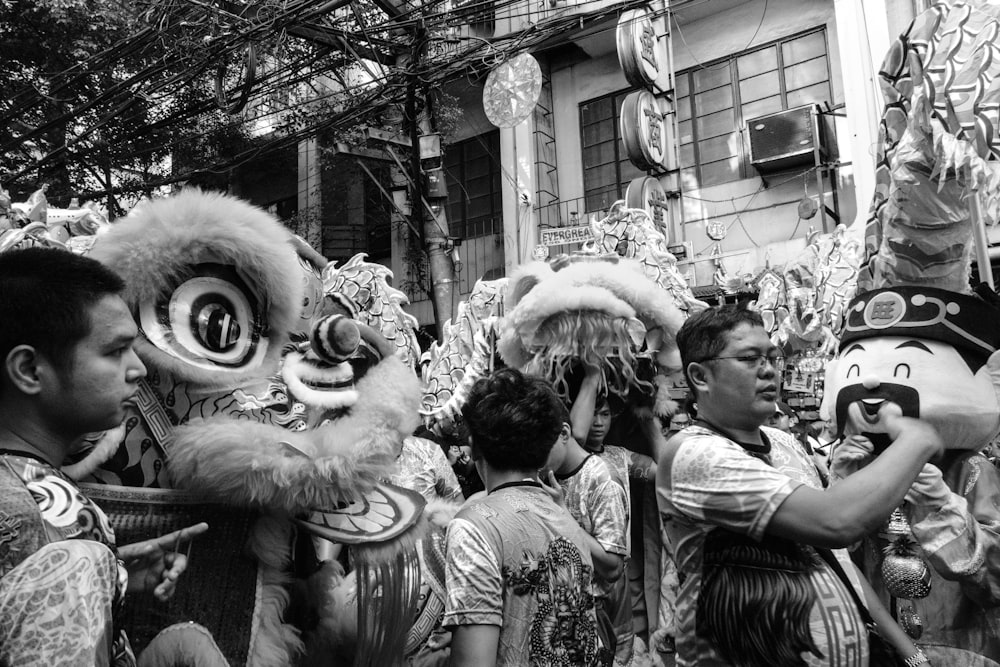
top-left (432, 0), bottom-right (628, 50)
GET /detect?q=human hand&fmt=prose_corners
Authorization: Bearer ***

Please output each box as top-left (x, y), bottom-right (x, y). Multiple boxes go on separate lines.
top-left (581, 362), bottom-right (602, 383)
top-left (427, 628), bottom-right (452, 650)
top-left (829, 434), bottom-right (874, 480)
top-left (448, 444), bottom-right (471, 469)
top-left (882, 415), bottom-right (944, 459)
top-left (119, 522), bottom-right (208, 601)
top-left (904, 464), bottom-right (951, 510)
top-left (631, 404), bottom-right (656, 423)
top-left (540, 470), bottom-right (566, 508)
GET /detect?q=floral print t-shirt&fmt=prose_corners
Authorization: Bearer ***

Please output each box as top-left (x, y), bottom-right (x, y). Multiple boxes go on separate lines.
top-left (0, 453), bottom-right (135, 667)
top-left (594, 445), bottom-right (655, 490)
top-left (390, 436), bottom-right (464, 502)
top-left (656, 425), bottom-right (869, 667)
top-left (555, 455), bottom-right (629, 598)
top-left (443, 482), bottom-right (609, 666)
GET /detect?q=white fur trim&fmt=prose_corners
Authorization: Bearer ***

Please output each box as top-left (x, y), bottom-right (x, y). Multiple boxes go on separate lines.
top-left (167, 357), bottom-right (422, 513)
top-left (90, 189), bottom-right (304, 389)
top-left (504, 261), bottom-right (555, 312)
top-left (499, 258), bottom-right (686, 367)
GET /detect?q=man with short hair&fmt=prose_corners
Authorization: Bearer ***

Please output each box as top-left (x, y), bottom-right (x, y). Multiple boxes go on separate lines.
top-left (443, 367), bottom-right (608, 667)
top-left (766, 400), bottom-right (794, 432)
top-left (0, 247), bottom-right (206, 666)
top-left (657, 304), bottom-right (937, 666)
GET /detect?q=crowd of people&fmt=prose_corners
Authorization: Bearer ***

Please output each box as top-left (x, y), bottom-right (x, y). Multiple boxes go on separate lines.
top-left (2, 246), bottom-right (998, 667)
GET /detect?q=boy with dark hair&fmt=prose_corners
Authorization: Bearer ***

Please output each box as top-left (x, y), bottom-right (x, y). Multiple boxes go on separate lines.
top-left (543, 382), bottom-right (628, 665)
top-left (0, 247), bottom-right (206, 666)
top-left (443, 367), bottom-right (607, 667)
top-left (569, 365), bottom-right (657, 664)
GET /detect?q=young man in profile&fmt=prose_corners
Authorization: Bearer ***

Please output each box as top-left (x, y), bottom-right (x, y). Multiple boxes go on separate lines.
top-left (443, 367), bottom-right (609, 667)
top-left (0, 247), bottom-right (206, 666)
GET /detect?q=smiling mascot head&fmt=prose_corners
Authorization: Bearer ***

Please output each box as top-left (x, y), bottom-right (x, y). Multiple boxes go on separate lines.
top-left (825, 286), bottom-right (1000, 452)
top-left (819, 3), bottom-right (1000, 662)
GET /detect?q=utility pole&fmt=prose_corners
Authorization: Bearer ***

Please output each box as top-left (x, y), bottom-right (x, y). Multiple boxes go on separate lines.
top-left (404, 22), bottom-right (457, 337)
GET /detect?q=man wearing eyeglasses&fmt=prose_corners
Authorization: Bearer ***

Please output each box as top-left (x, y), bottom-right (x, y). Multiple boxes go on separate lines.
top-left (656, 304), bottom-right (939, 667)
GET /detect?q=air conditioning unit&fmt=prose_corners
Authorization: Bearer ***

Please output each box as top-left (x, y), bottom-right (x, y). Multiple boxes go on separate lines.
top-left (747, 105), bottom-right (824, 173)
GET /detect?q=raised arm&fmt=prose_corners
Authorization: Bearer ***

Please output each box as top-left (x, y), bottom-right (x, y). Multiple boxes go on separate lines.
top-left (767, 417), bottom-right (943, 548)
top-left (570, 367), bottom-right (601, 442)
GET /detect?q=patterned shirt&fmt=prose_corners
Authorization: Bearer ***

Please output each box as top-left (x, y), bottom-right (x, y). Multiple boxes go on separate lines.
top-left (389, 436), bottom-right (463, 502)
top-left (556, 455), bottom-right (629, 598)
top-left (0, 453), bottom-right (135, 666)
top-left (443, 482), bottom-right (607, 667)
top-left (657, 425), bottom-right (868, 667)
top-left (594, 444), bottom-right (655, 490)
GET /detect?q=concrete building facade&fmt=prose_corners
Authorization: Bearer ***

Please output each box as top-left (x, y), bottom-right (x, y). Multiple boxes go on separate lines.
top-left (232, 0), bottom-right (932, 330)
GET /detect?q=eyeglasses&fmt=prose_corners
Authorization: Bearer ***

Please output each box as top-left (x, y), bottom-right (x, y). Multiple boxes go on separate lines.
top-left (703, 353), bottom-right (786, 372)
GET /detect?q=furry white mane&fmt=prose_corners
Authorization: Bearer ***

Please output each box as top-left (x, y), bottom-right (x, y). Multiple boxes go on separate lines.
top-left (89, 189), bottom-right (305, 388)
top-left (166, 356), bottom-right (422, 513)
top-left (499, 258), bottom-right (686, 369)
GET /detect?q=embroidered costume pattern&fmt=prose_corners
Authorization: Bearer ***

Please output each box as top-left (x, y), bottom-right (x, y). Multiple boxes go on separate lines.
top-left (0, 454), bottom-right (135, 667)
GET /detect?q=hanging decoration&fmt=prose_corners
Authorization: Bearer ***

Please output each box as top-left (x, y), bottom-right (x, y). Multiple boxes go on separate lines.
top-left (616, 6), bottom-right (663, 89)
top-left (706, 219), bottom-right (727, 241)
top-left (482, 53), bottom-right (543, 129)
top-left (797, 175), bottom-right (818, 220)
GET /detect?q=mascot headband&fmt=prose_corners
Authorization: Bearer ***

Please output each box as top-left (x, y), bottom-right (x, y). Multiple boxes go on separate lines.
top-left (840, 286), bottom-right (1000, 362)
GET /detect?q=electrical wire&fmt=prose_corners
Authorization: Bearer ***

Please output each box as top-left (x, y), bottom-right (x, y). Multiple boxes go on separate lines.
top-left (4, 0), bottom-right (654, 197)
top-left (688, 166), bottom-right (818, 257)
top-left (670, 0), bottom-right (768, 72)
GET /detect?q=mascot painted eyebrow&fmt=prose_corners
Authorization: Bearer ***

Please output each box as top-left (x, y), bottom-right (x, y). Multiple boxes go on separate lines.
top-left (823, 2), bottom-right (1000, 663)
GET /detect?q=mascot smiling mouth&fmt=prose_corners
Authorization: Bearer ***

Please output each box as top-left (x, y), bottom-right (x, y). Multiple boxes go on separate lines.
top-left (834, 382), bottom-right (920, 452)
top-left (283, 350), bottom-right (359, 408)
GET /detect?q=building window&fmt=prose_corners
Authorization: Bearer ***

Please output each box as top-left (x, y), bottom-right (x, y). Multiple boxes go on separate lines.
top-left (580, 91), bottom-right (646, 214)
top-left (676, 28), bottom-right (832, 188)
top-left (444, 131), bottom-right (502, 239)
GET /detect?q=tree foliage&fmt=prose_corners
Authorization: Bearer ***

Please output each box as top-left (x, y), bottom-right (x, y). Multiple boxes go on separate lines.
top-left (0, 0), bottom-right (515, 214)
top-left (0, 0), bottom-right (262, 209)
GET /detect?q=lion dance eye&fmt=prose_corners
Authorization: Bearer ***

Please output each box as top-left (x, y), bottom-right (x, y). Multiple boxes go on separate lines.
top-left (196, 302), bottom-right (242, 352)
top-left (138, 263), bottom-right (268, 373)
